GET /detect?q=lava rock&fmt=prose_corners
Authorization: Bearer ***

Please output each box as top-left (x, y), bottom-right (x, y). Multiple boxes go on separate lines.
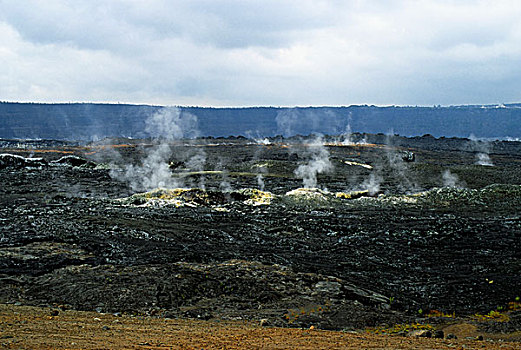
top-left (49, 309), bottom-right (60, 316)
top-left (433, 330), bottom-right (444, 339)
top-left (0, 153), bottom-right (48, 169)
top-left (401, 151), bottom-right (415, 162)
top-left (51, 155), bottom-right (96, 168)
top-left (408, 330), bottom-right (432, 338)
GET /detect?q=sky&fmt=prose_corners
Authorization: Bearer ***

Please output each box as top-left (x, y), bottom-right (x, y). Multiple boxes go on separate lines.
top-left (1, 0), bottom-right (520, 107)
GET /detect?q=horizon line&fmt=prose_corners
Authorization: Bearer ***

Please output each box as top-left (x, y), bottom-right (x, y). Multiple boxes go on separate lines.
top-left (1, 100), bottom-right (519, 109)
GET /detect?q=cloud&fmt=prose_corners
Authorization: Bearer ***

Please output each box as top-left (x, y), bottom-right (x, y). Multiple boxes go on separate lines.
top-left (0, 0), bottom-right (332, 51)
top-left (1, 0), bottom-right (521, 106)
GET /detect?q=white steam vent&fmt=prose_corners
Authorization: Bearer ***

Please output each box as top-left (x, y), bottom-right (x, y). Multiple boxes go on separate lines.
top-left (111, 107), bottom-right (205, 191)
top-left (294, 135), bottom-right (333, 189)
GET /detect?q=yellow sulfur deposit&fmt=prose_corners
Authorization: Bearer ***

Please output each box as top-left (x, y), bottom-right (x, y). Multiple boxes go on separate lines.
top-left (335, 190), bottom-right (370, 200)
top-left (237, 188), bottom-right (275, 206)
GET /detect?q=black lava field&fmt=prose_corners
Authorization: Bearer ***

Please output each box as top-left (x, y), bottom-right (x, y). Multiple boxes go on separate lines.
top-left (1, 133), bottom-right (521, 331)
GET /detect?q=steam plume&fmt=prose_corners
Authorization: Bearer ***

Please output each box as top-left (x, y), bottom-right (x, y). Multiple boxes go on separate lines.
top-left (442, 169), bottom-right (464, 188)
top-left (184, 148), bottom-right (207, 189)
top-left (341, 113), bottom-right (354, 145)
top-left (252, 137), bottom-right (269, 191)
top-left (469, 134), bottom-right (494, 166)
top-left (476, 152), bottom-right (493, 166)
top-left (362, 172), bottom-right (382, 195)
top-left (275, 109), bottom-right (298, 137)
top-left (110, 107), bottom-right (202, 191)
top-left (294, 135), bottom-right (333, 189)
top-left (257, 174), bottom-right (266, 191)
top-left (384, 134), bottom-right (418, 193)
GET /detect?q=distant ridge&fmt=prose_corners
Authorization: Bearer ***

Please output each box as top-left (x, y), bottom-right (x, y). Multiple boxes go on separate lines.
top-left (1, 102), bottom-right (520, 140)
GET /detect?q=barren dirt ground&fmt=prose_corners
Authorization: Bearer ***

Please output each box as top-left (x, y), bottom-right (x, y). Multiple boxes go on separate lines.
top-left (1, 304), bottom-right (520, 350)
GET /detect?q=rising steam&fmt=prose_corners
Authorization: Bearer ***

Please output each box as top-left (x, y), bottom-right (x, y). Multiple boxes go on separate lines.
top-left (362, 172), bottom-right (382, 195)
top-left (275, 109), bottom-right (298, 137)
top-left (469, 134), bottom-right (494, 166)
top-left (341, 113), bottom-right (354, 145)
top-left (476, 153), bottom-right (493, 166)
top-left (357, 133), bottom-right (418, 195)
top-left (294, 135), bottom-right (333, 189)
top-left (383, 134), bottom-right (419, 193)
top-left (110, 107), bottom-right (204, 191)
top-left (442, 169), bottom-right (464, 188)
top-left (275, 109), bottom-right (334, 189)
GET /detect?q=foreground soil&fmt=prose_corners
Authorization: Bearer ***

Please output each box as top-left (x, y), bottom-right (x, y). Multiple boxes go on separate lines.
top-left (1, 304), bottom-right (519, 350)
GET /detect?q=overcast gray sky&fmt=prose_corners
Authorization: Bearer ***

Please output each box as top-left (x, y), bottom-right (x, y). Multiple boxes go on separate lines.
top-left (1, 0), bottom-right (520, 106)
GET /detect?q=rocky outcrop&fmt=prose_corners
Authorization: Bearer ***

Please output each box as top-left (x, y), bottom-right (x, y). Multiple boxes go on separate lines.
top-left (0, 154), bottom-right (47, 169)
top-left (51, 155), bottom-right (96, 168)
